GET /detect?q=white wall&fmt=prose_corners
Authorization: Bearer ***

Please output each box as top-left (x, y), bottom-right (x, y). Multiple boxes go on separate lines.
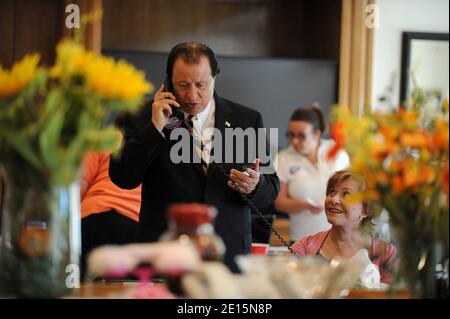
top-left (371, 0), bottom-right (449, 111)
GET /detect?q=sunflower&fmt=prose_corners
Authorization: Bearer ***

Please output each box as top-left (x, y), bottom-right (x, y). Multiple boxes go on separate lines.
top-left (84, 57), bottom-right (153, 100)
top-left (50, 39), bottom-right (85, 78)
top-left (0, 53), bottom-right (40, 97)
top-left (51, 39), bottom-right (153, 100)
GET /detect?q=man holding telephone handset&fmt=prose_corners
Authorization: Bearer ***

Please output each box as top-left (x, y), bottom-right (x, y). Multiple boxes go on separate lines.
top-left (109, 42), bottom-right (279, 272)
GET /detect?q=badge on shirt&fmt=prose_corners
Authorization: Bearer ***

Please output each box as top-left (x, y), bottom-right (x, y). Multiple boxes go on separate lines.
top-left (289, 166), bottom-right (301, 174)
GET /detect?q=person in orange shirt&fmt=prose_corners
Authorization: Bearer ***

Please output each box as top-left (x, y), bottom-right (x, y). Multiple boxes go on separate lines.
top-left (81, 151), bottom-right (141, 279)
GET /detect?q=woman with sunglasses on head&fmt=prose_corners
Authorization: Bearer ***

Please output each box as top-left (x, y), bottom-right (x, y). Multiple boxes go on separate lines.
top-left (275, 104), bottom-right (350, 244)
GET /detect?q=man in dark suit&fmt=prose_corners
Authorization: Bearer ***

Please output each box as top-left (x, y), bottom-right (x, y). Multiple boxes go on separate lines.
top-left (109, 42), bottom-right (279, 272)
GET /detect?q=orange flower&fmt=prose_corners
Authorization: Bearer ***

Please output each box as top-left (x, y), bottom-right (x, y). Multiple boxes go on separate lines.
top-left (379, 124), bottom-right (398, 141)
top-left (392, 175), bottom-right (405, 194)
top-left (352, 158), bottom-right (368, 174)
top-left (330, 121), bottom-right (346, 145)
top-left (375, 171), bottom-right (390, 185)
top-left (400, 131), bottom-right (428, 149)
top-left (391, 160), bottom-right (406, 174)
top-left (420, 165), bottom-right (436, 185)
top-left (398, 109), bottom-right (418, 128)
top-left (327, 121), bottom-right (345, 160)
top-left (403, 165), bottom-right (420, 189)
top-left (432, 119), bottom-right (449, 152)
top-left (371, 140), bottom-right (395, 160)
top-left (442, 164), bottom-right (449, 203)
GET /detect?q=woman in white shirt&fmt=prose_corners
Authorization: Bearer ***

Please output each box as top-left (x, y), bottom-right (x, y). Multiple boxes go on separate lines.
top-left (275, 104), bottom-right (350, 243)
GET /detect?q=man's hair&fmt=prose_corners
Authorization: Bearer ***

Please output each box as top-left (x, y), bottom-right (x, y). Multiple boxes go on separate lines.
top-left (166, 42), bottom-right (220, 79)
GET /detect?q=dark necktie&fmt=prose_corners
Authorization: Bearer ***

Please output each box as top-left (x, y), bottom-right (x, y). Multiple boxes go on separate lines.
top-left (187, 115), bottom-right (208, 173)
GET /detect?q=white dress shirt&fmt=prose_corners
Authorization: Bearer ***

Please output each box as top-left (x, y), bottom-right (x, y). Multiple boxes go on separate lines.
top-left (184, 99), bottom-right (216, 165)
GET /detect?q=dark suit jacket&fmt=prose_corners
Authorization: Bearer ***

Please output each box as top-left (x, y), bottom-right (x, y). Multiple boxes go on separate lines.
top-left (109, 93), bottom-right (280, 272)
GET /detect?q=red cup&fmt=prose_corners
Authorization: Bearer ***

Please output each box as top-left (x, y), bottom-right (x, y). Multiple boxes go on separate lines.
top-left (251, 243), bottom-right (269, 255)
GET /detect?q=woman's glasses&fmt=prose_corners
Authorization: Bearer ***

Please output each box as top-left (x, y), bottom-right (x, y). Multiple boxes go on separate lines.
top-left (286, 131), bottom-right (313, 140)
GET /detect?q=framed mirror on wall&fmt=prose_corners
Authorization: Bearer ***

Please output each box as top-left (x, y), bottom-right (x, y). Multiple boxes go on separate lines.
top-left (400, 32), bottom-right (449, 107)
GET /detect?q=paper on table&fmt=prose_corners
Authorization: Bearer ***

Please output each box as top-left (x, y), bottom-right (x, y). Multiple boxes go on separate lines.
top-left (350, 249), bottom-right (381, 289)
top-left (268, 246), bottom-right (289, 255)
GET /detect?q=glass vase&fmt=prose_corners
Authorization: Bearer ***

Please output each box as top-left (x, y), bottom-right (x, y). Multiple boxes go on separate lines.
top-left (392, 221), bottom-right (448, 299)
top-left (0, 165), bottom-right (81, 298)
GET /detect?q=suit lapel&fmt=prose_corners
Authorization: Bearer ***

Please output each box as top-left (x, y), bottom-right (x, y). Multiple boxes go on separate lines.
top-left (163, 123), bottom-right (206, 178)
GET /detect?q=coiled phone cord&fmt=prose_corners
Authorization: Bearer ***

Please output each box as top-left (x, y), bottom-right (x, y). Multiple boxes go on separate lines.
top-left (215, 164), bottom-right (296, 255)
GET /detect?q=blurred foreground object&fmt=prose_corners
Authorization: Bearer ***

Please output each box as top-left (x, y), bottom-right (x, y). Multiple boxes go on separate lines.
top-left (181, 253), bottom-right (367, 299)
top-left (86, 241), bottom-right (200, 298)
top-left (87, 241), bottom-right (200, 277)
top-left (0, 29), bottom-right (152, 297)
top-left (160, 204), bottom-right (225, 262)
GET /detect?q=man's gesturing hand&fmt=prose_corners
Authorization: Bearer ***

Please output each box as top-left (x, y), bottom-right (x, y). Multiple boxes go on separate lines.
top-left (228, 159), bottom-right (261, 195)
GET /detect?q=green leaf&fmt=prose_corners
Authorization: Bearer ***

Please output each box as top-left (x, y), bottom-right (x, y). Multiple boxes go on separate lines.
top-left (3, 132), bottom-right (41, 169)
top-left (83, 127), bottom-right (121, 151)
top-left (39, 91), bottom-right (65, 170)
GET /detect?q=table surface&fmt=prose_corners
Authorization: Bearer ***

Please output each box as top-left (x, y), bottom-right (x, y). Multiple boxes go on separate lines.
top-left (69, 281), bottom-right (411, 299)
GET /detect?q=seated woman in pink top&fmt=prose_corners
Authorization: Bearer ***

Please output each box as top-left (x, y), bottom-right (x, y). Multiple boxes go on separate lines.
top-left (291, 170), bottom-right (397, 284)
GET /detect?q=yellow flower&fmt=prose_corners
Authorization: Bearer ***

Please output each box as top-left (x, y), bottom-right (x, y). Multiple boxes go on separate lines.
top-left (403, 162), bottom-right (420, 189)
top-left (50, 39), bottom-right (85, 78)
top-left (85, 57), bottom-right (153, 100)
top-left (352, 158), bottom-right (369, 173)
top-left (442, 98), bottom-right (449, 114)
top-left (370, 139), bottom-right (395, 161)
top-left (51, 39), bottom-right (153, 100)
top-left (0, 53), bottom-right (40, 97)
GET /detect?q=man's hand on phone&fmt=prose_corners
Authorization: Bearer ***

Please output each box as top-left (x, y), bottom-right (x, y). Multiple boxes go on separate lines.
top-left (151, 84), bottom-right (181, 131)
top-left (228, 159), bottom-right (261, 195)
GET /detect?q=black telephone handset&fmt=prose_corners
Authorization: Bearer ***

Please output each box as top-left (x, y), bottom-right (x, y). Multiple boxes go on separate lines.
top-left (163, 77), bottom-right (184, 129)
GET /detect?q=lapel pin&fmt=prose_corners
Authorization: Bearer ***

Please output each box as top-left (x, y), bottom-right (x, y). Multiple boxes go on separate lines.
top-left (225, 121), bottom-right (231, 127)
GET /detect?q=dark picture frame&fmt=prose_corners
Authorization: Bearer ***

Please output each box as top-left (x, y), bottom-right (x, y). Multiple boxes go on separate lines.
top-left (399, 31), bottom-right (449, 106)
